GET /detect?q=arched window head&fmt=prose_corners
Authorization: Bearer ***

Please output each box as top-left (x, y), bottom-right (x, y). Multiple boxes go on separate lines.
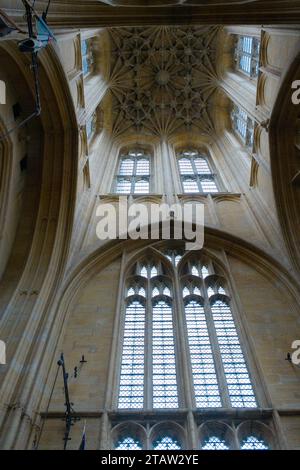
top-left (207, 287), bottom-right (215, 298)
top-left (137, 262), bottom-right (161, 279)
top-left (190, 263), bottom-right (209, 278)
top-left (241, 435), bottom-right (269, 450)
top-left (138, 287), bottom-right (146, 297)
top-left (140, 266), bottom-right (148, 278)
top-left (115, 149), bottom-right (151, 194)
top-left (150, 266), bottom-right (158, 278)
top-left (234, 35), bottom-right (260, 78)
top-left (193, 286), bottom-right (201, 296)
top-left (153, 435), bottom-right (181, 450)
top-left (207, 283), bottom-right (227, 298)
top-left (177, 149), bottom-right (219, 194)
top-left (231, 104), bottom-right (255, 149)
top-left (127, 287), bottom-right (135, 297)
top-left (163, 286), bottom-right (171, 297)
top-left (211, 300), bottom-right (257, 408)
top-left (202, 436), bottom-right (229, 450)
top-left (115, 436), bottom-right (142, 450)
top-left (182, 286), bottom-right (190, 297)
top-left (152, 287), bottom-right (160, 297)
top-left (191, 265), bottom-right (199, 276)
top-left (201, 266), bottom-right (209, 278)
top-left (81, 38), bottom-right (95, 76)
top-left (218, 286), bottom-right (226, 295)
top-left (164, 249), bottom-right (184, 267)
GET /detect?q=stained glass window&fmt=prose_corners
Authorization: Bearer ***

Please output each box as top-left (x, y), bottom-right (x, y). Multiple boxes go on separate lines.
top-left (178, 150), bottom-right (219, 194)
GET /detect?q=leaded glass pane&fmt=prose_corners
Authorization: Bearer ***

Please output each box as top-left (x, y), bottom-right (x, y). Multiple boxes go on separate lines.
top-left (119, 159), bottom-right (134, 176)
top-left (194, 158), bottom-right (211, 174)
top-left (183, 287), bottom-right (190, 297)
top-left (207, 287), bottom-right (215, 297)
top-left (152, 287), bottom-right (160, 297)
top-left (231, 105), bottom-right (254, 148)
top-left (136, 158), bottom-right (150, 175)
top-left (127, 287), bottom-right (135, 297)
top-left (185, 300), bottom-right (222, 407)
top-left (201, 266), bottom-right (209, 278)
top-left (134, 178), bottom-right (149, 194)
top-left (192, 266), bottom-right (199, 276)
top-left (200, 178), bottom-right (218, 193)
top-left (236, 36), bottom-right (260, 78)
top-left (202, 436), bottom-right (229, 450)
top-left (163, 286), bottom-right (171, 297)
top-left (138, 287), bottom-right (146, 297)
top-left (115, 436), bottom-right (142, 450)
top-left (151, 266), bottom-right (158, 278)
top-left (211, 300), bottom-right (257, 408)
top-left (241, 436), bottom-right (269, 450)
top-left (182, 177), bottom-right (199, 193)
top-left (115, 150), bottom-right (150, 194)
top-left (193, 286), bottom-right (201, 296)
top-left (140, 266), bottom-right (147, 278)
top-left (152, 301), bottom-right (178, 408)
top-left (153, 436), bottom-right (181, 450)
top-left (118, 300), bottom-right (145, 409)
top-left (179, 158), bottom-right (193, 175)
top-left (178, 150), bottom-right (219, 194)
top-left (116, 178), bottom-right (131, 194)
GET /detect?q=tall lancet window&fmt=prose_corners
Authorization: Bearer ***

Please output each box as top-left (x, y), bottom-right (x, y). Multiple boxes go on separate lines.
top-left (117, 249), bottom-right (258, 413)
top-left (235, 35), bottom-right (260, 78)
top-left (115, 149), bottom-right (151, 194)
top-left (180, 257), bottom-right (257, 409)
top-left (231, 104), bottom-right (255, 148)
top-left (177, 150), bottom-right (219, 194)
top-left (117, 260), bottom-right (178, 409)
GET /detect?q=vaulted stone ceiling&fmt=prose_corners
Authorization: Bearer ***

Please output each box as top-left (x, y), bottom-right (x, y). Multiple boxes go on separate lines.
top-left (108, 26), bottom-right (220, 137)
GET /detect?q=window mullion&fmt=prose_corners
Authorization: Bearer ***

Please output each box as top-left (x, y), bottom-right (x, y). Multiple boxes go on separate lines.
top-left (146, 275), bottom-right (153, 410)
top-left (204, 296), bottom-right (231, 408)
top-left (173, 271), bottom-right (194, 410)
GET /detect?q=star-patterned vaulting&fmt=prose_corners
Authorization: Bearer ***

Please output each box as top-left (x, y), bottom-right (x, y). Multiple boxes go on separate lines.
top-left (108, 26), bottom-right (220, 137)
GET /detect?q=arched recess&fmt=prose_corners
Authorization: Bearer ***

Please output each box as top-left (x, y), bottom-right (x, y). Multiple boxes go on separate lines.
top-left (36, 226), bottom-right (300, 449)
top-left (0, 40), bottom-right (78, 450)
top-left (269, 51), bottom-right (300, 276)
